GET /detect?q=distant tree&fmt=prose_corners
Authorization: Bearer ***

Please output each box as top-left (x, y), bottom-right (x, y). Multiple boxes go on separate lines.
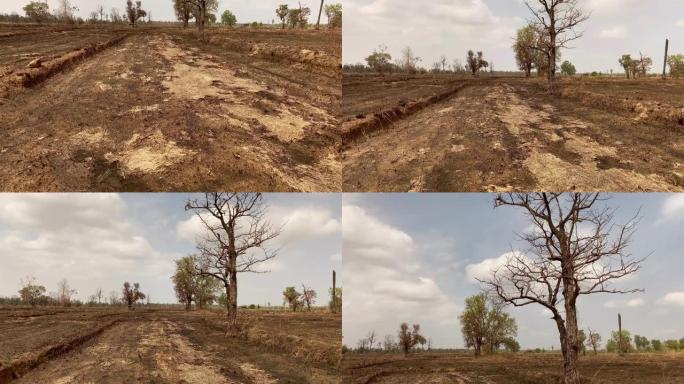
top-left (125, 0), bottom-right (146, 26)
top-left (55, 0), bottom-right (78, 23)
top-left (577, 329), bottom-right (587, 355)
top-left (96, 4), bottom-right (105, 22)
top-left (619, 54), bottom-right (634, 79)
top-left (221, 10), bottom-right (236, 26)
top-left (633, 53), bottom-right (653, 78)
top-left (667, 54), bottom-right (684, 79)
top-left (172, 256), bottom-right (196, 311)
top-left (365, 330), bottom-right (376, 350)
top-left (679, 338), bottom-right (684, 351)
top-left (634, 335), bottom-right (651, 351)
top-left (324, 3), bottom-right (341, 28)
top-left (194, 274), bottom-right (219, 309)
top-left (459, 293), bottom-right (518, 356)
top-left (206, 12), bottom-right (216, 24)
top-left (188, 193), bottom-right (280, 330)
top-left (329, 287), bottom-right (342, 312)
top-left (287, 5), bottom-right (310, 29)
top-left (466, 50), bottom-right (488, 77)
top-left (122, 282), bottom-right (145, 309)
top-left (513, 25), bottom-right (536, 77)
top-left (438, 55), bottom-right (448, 72)
top-left (397, 323), bottom-right (425, 355)
top-left (184, 0), bottom-right (218, 39)
top-left (18, 276), bottom-right (46, 306)
top-left (56, 279), bottom-right (77, 307)
top-left (365, 46), bottom-right (392, 73)
top-left (560, 60), bottom-right (576, 76)
top-left (94, 288), bottom-right (103, 304)
top-left (283, 286), bottom-right (302, 311)
top-left (524, 0), bottom-right (589, 92)
top-left (665, 339), bottom-right (680, 351)
top-left (301, 284), bottom-right (317, 310)
top-left (173, 0), bottom-right (192, 27)
top-left (383, 334), bottom-right (396, 351)
top-left (110, 8), bottom-right (122, 23)
top-left (275, 4), bottom-right (288, 29)
top-left (452, 58), bottom-right (465, 73)
top-left (651, 339), bottom-right (663, 352)
top-left (586, 329), bottom-right (601, 355)
top-left (399, 46), bottom-right (421, 74)
top-left (610, 330), bottom-right (633, 353)
top-left (108, 290), bottom-right (119, 305)
top-left (23, 1), bottom-right (50, 23)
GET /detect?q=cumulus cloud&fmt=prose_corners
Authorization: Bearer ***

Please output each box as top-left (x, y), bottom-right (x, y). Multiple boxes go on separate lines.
top-left (661, 195), bottom-right (684, 220)
top-left (465, 252), bottom-right (520, 283)
top-left (342, 205), bottom-right (460, 344)
top-left (657, 292), bottom-right (684, 307)
top-left (604, 298), bottom-right (645, 308)
top-left (599, 26), bottom-right (627, 38)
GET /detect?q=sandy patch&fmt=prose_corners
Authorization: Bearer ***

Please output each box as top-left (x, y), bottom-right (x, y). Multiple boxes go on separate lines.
top-left (239, 363), bottom-right (277, 384)
top-left (163, 62), bottom-right (264, 100)
top-left (226, 104), bottom-right (309, 142)
top-left (71, 127), bottom-right (106, 145)
top-left (128, 104), bottom-right (160, 113)
top-left (95, 81), bottom-right (111, 91)
top-left (106, 130), bottom-right (193, 173)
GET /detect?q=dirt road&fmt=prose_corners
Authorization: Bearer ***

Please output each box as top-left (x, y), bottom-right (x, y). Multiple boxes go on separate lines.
top-left (0, 32), bottom-right (339, 192)
top-left (342, 82), bottom-right (683, 192)
top-left (14, 314), bottom-right (339, 384)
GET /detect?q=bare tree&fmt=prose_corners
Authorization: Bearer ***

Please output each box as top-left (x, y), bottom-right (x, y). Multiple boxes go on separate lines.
top-left (96, 4), bottom-right (105, 22)
top-left (94, 288), bottom-right (103, 304)
top-left (56, 279), bottom-right (77, 307)
top-left (187, 193), bottom-right (280, 330)
top-left (479, 193), bottom-right (644, 384)
top-left (587, 328), bottom-right (601, 355)
top-left (524, 0), bottom-right (589, 92)
top-left (383, 334), bottom-right (396, 351)
top-left (122, 282), bottom-right (145, 309)
top-left (466, 50), bottom-right (488, 77)
top-left (125, 0), bottom-right (146, 26)
top-left (301, 284), bottom-right (317, 310)
top-left (397, 323), bottom-right (426, 355)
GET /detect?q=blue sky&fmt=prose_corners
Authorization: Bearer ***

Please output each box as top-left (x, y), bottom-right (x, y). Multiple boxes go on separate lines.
top-left (0, 0), bottom-right (332, 24)
top-left (343, 193), bottom-right (684, 349)
top-left (0, 193), bottom-right (341, 307)
top-left (343, 0), bottom-right (684, 73)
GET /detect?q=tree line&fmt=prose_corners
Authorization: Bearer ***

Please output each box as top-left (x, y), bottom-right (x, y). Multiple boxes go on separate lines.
top-left (16, 0), bottom-right (150, 26)
top-left (1, 276), bottom-right (151, 309)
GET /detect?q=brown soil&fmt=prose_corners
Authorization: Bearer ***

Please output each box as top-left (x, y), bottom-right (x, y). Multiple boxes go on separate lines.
top-left (0, 25), bottom-right (340, 192)
top-left (342, 77), bottom-right (684, 192)
top-left (343, 352), bottom-right (684, 384)
top-left (0, 307), bottom-right (341, 384)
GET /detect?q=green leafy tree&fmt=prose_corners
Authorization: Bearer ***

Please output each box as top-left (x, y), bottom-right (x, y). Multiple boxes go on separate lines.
top-left (651, 339), bottom-right (663, 352)
top-left (560, 60), bottom-right (576, 76)
top-left (172, 256), bottom-right (196, 311)
top-left (23, 1), bottom-right (50, 23)
top-left (513, 24), bottom-right (536, 77)
top-left (329, 287), bottom-right (342, 312)
top-left (634, 335), bottom-right (651, 351)
top-left (459, 293), bottom-right (518, 356)
top-left (665, 339), bottom-right (680, 351)
top-left (667, 54), bottom-right (684, 79)
top-left (610, 330), bottom-right (633, 353)
top-left (283, 286), bottom-right (302, 311)
top-left (286, 6), bottom-right (310, 28)
top-left (365, 46), bottom-right (392, 73)
top-left (221, 9), bottom-right (236, 26)
top-left (619, 54), bottom-right (634, 79)
top-left (18, 276), bottom-right (46, 306)
top-left (577, 329), bottom-right (586, 355)
top-left (275, 4), bottom-right (288, 29)
top-left (324, 3), bottom-right (341, 28)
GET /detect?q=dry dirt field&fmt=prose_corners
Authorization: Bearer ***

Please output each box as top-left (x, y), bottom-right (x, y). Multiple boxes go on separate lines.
top-left (0, 24), bottom-right (341, 192)
top-left (0, 306), bottom-right (341, 383)
top-left (342, 351), bottom-right (684, 384)
top-left (341, 74), bottom-right (684, 192)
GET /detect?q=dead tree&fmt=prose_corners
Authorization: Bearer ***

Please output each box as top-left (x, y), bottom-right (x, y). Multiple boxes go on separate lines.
top-left (524, 0), bottom-right (589, 93)
top-left (186, 193), bottom-right (280, 330)
top-left (479, 193), bottom-right (644, 384)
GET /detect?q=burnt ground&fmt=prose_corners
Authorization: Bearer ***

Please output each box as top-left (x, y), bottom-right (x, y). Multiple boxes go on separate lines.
top-left (342, 77), bottom-right (684, 192)
top-left (0, 307), bottom-right (341, 384)
top-left (0, 26), bottom-right (340, 192)
top-left (342, 351), bottom-right (684, 384)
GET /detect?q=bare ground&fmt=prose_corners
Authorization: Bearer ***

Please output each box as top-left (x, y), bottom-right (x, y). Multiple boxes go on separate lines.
top-left (0, 28), bottom-right (340, 192)
top-left (342, 80), bottom-right (683, 192)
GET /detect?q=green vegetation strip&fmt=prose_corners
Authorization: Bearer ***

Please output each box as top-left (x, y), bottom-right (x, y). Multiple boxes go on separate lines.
top-left (0, 319), bottom-right (120, 383)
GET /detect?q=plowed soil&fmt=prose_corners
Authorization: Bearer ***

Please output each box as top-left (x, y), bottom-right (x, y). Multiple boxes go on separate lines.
top-left (343, 352), bottom-right (684, 384)
top-left (0, 26), bottom-right (341, 192)
top-left (341, 76), bottom-right (684, 192)
top-left (0, 307), bottom-right (341, 384)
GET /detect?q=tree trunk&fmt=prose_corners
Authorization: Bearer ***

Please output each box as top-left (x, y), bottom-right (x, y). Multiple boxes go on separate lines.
top-left (185, 301), bottom-right (191, 311)
top-left (228, 255), bottom-right (238, 328)
top-left (559, 256), bottom-right (581, 384)
top-left (316, 0), bottom-right (324, 29)
top-left (198, 2), bottom-right (206, 41)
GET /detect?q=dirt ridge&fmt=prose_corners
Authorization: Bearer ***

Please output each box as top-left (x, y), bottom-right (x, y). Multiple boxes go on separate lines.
top-left (0, 33), bottom-right (128, 98)
top-left (0, 319), bottom-right (120, 383)
top-left (341, 81), bottom-right (474, 144)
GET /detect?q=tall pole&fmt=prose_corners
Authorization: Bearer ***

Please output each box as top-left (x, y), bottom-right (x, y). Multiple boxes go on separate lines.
top-left (316, 0), bottom-right (324, 29)
top-left (663, 39), bottom-right (669, 79)
top-left (618, 313), bottom-right (624, 356)
top-left (332, 270), bottom-right (337, 313)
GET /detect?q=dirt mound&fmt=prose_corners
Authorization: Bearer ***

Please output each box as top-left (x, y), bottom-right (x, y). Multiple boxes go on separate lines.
top-left (0, 34), bottom-right (127, 98)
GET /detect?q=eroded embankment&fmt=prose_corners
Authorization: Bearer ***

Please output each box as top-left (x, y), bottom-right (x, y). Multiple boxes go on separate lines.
top-left (207, 35), bottom-right (340, 78)
top-left (0, 34), bottom-right (128, 98)
top-left (341, 81), bottom-right (474, 144)
top-left (0, 319), bottom-right (120, 383)
top-left (559, 87), bottom-right (684, 129)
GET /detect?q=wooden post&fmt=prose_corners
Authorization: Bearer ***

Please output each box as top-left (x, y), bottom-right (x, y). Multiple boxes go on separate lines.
top-left (618, 313), bottom-right (624, 356)
top-left (332, 270), bottom-right (337, 313)
top-left (663, 39), bottom-right (669, 79)
top-left (316, 0), bottom-right (324, 29)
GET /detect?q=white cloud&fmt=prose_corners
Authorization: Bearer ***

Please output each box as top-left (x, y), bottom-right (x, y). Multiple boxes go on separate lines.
top-left (661, 195), bottom-right (684, 220)
top-left (604, 297), bottom-right (645, 308)
top-left (676, 19), bottom-right (684, 27)
top-left (342, 205), bottom-right (461, 343)
top-left (465, 252), bottom-right (518, 283)
top-left (599, 27), bottom-right (627, 38)
top-left (657, 292), bottom-right (684, 307)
